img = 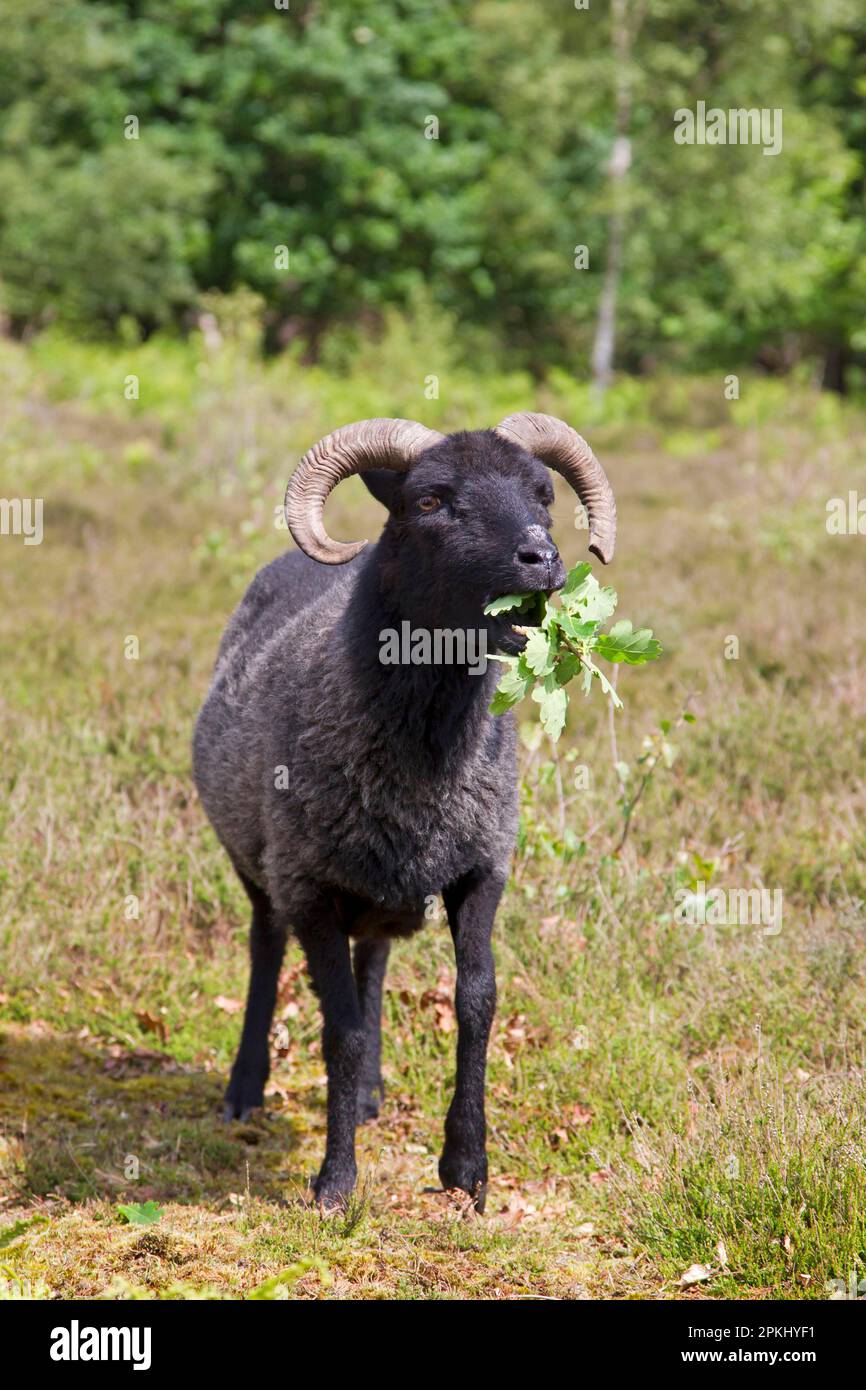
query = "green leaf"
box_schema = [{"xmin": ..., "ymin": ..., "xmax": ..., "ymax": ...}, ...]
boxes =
[
  {"xmin": 489, "ymin": 654, "xmax": 535, "ymax": 713},
  {"xmin": 581, "ymin": 582, "xmax": 619, "ymax": 624},
  {"xmin": 489, "ymin": 658, "xmax": 533, "ymax": 713},
  {"xmin": 540, "ymin": 604, "xmax": 561, "ymax": 634},
  {"xmin": 117, "ymin": 1201, "xmax": 163, "ymax": 1227},
  {"xmin": 554, "ymin": 651, "xmax": 582, "ymax": 684},
  {"xmin": 560, "ymin": 562, "xmax": 592, "ymax": 597},
  {"xmin": 531, "ymin": 677, "xmax": 568, "ymax": 740},
  {"xmin": 557, "ymin": 609, "xmax": 600, "ymax": 642},
  {"xmin": 483, "ymin": 592, "xmax": 531, "ymax": 616},
  {"xmin": 523, "ymin": 627, "xmax": 556, "ymax": 677},
  {"xmin": 596, "ymin": 622, "xmax": 662, "ymax": 665},
  {"xmin": 561, "ymin": 571, "xmax": 618, "ymax": 624}
]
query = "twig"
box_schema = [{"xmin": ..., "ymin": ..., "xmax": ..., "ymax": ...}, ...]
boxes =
[
  {"xmin": 614, "ymin": 762, "xmax": 654, "ymax": 854},
  {"xmin": 614, "ymin": 694, "xmax": 695, "ymax": 854},
  {"xmin": 607, "ymin": 664, "xmax": 620, "ymax": 769},
  {"xmin": 548, "ymin": 736, "xmax": 567, "ymax": 842}
]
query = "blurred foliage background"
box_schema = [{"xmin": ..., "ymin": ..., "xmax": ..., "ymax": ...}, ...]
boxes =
[{"xmin": 1, "ymin": 0, "xmax": 866, "ymax": 387}]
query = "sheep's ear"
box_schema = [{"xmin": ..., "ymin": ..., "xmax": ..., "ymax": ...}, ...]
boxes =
[{"xmin": 361, "ymin": 469, "xmax": 403, "ymax": 512}]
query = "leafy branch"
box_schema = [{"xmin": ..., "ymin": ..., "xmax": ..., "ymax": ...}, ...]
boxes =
[{"xmin": 484, "ymin": 561, "xmax": 662, "ymax": 741}]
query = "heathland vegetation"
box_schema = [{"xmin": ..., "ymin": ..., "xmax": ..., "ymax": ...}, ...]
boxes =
[{"xmin": 1, "ymin": 322, "xmax": 864, "ymax": 1296}]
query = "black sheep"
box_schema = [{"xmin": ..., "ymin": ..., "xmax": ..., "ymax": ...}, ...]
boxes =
[{"xmin": 193, "ymin": 413, "xmax": 616, "ymax": 1209}]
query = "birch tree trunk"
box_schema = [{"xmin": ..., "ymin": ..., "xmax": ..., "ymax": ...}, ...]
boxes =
[{"xmin": 591, "ymin": 0, "xmax": 638, "ymax": 396}]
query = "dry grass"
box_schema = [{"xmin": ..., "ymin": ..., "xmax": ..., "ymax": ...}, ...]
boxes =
[{"xmin": 1, "ymin": 333, "xmax": 865, "ymax": 1298}]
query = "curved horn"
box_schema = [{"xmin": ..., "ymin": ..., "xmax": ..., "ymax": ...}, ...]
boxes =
[
  {"xmin": 495, "ymin": 412, "xmax": 617, "ymax": 564},
  {"xmin": 285, "ymin": 418, "xmax": 445, "ymax": 564}
]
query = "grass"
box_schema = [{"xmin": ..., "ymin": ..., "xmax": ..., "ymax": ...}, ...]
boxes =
[{"xmin": 1, "ymin": 324, "xmax": 865, "ymax": 1299}]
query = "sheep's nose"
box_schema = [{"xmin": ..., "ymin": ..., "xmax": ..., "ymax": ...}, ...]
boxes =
[
  {"xmin": 515, "ymin": 526, "xmax": 560, "ymax": 569},
  {"xmin": 514, "ymin": 527, "xmax": 566, "ymax": 590},
  {"xmin": 516, "ymin": 539, "xmax": 559, "ymax": 568}
]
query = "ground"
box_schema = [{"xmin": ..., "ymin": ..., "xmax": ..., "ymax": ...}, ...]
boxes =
[{"xmin": 1, "ymin": 333, "xmax": 865, "ymax": 1299}]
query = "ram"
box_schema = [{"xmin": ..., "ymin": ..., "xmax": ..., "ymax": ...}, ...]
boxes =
[{"xmin": 193, "ymin": 413, "xmax": 616, "ymax": 1209}]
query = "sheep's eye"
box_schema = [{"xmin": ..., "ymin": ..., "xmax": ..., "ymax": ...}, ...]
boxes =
[{"xmin": 417, "ymin": 495, "xmax": 441, "ymax": 512}]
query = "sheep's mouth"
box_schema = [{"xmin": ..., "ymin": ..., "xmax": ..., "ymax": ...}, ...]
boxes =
[
  {"xmin": 489, "ymin": 589, "xmax": 549, "ymax": 626},
  {"xmin": 486, "ymin": 588, "xmax": 551, "ymax": 653},
  {"xmin": 511, "ymin": 589, "xmax": 549, "ymax": 628}
]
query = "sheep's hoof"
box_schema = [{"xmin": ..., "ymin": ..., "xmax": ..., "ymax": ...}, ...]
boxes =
[
  {"xmin": 223, "ymin": 1073, "xmax": 266, "ymax": 1123},
  {"xmin": 313, "ymin": 1165, "xmax": 357, "ymax": 1212},
  {"xmin": 438, "ymin": 1152, "xmax": 488, "ymax": 1213},
  {"xmin": 223, "ymin": 1100, "xmax": 259, "ymax": 1123}
]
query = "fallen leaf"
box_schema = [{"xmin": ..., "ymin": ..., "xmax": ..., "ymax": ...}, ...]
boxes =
[
  {"xmin": 716, "ymin": 1239, "xmax": 728, "ymax": 1268},
  {"xmin": 502, "ymin": 1014, "xmax": 528, "ymax": 1051},
  {"xmin": 135, "ymin": 1009, "xmax": 168, "ymax": 1045},
  {"xmin": 214, "ymin": 995, "xmax": 243, "ymax": 1014},
  {"xmin": 498, "ymin": 1193, "xmax": 539, "ymax": 1229},
  {"xmin": 589, "ymin": 1167, "xmax": 612, "ymax": 1186},
  {"xmin": 276, "ymin": 962, "xmax": 306, "ymax": 1011},
  {"xmin": 680, "ymin": 1263, "xmax": 712, "ymax": 1287},
  {"xmin": 420, "ymin": 976, "xmax": 455, "ymax": 1033},
  {"xmin": 263, "ymin": 1080, "xmax": 291, "ymax": 1102}
]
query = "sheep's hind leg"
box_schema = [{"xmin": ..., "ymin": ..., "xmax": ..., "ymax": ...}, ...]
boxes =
[
  {"xmin": 224, "ymin": 874, "xmax": 287, "ymax": 1121},
  {"xmin": 353, "ymin": 938, "xmax": 390, "ymax": 1121},
  {"xmin": 296, "ymin": 916, "xmax": 364, "ymax": 1208}
]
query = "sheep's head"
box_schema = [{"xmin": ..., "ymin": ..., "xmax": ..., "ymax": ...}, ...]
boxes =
[{"xmin": 284, "ymin": 414, "xmax": 616, "ymax": 639}]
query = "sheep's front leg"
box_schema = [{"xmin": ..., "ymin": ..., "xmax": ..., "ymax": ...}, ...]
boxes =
[
  {"xmin": 353, "ymin": 938, "xmax": 390, "ymax": 1121},
  {"xmin": 296, "ymin": 918, "xmax": 364, "ymax": 1208},
  {"xmin": 440, "ymin": 867, "xmax": 504, "ymax": 1213}
]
